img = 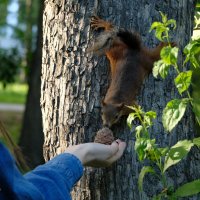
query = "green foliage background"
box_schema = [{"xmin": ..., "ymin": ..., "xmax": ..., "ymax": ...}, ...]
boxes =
[
  {"xmin": 128, "ymin": 11, "xmax": 200, "ymax": 199},
  {"xmin": 0, "ymin": 0, "xmax": 39, "ymax": 87}
]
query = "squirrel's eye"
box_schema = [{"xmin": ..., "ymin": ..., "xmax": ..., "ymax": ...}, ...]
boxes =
[{"xmin": 115, "ymin": 115, "xmax": 118, "ymax": 119}]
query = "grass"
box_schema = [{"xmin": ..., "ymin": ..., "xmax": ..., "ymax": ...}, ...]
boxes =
[
  {"xmin": 0, "ymin": 82, "xmax": 28, "ymax": 104},
  {"xmin": 0, "ymin": 82, "xmax": 26, "ymax": 144},
  {"xmin": 0, "ymin": 111, "xmax": 23, "ymax": 144}
]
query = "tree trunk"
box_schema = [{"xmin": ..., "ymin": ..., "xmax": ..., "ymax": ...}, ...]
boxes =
[
  {"xmin": 19, "ymin": 0, "xmax": 44, "ymax": 168},
  {"xmin": 41, "ymin": 0, "xmax": 199, "ymax": 199}
]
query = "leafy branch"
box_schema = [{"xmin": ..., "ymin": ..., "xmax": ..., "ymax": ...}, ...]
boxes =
[
  {"xmin": 127, "ymin": 12, "xmax": 200, "ymax": 199},
  {"xmin": 127, "ymin": 106, "xmax": 200, "ymax": 199},
  {"xmin": 151, "ymin": 12, "xmax": 200, "ymax": 131}
]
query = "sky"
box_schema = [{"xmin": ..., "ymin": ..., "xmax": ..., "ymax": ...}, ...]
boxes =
[{"xmin": 0, "ymin": 0, "xmax": 23, "ymax": 51}]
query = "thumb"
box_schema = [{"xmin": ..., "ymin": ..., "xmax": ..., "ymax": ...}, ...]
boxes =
[{"xmin": 106, "ymin": 140, "xmax": 126, "ymax": 164}]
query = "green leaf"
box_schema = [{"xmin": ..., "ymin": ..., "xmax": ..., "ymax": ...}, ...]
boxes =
[
  {"xmin": 190, "ymin": 54, "xmax": 200, "ymax": 68},
  {"xmin": 135, "ymin": 125, "xmax": 143, "ymax": 138},
  {"xmin": 159, "ymin": 11, "xmax": 168, "ymax": 24},
  {"xmin": 144, "ymin": 111, "xmax": 157, "ymax": 126},
  {"xmin": 184, "ymin": 39, "xmax": 200, "ymax": 68},
  {"xmin": 146, "ymin": 148, "xmax": 160, "ymax": 162},
  {"xmin": 174, "ymin": 179, "xmax": 200, "ymax": 197},
  {"xmin": 163, "ymin": 140, "xmax": 194, "ymax": 172},
  {"xmin": 145, "ymin": 111, "xmax": 157, "ymax": 119},
  {"xmin": 138, "ymin": 166, "xmax": 155, "ymax": 191},
  {"xmin": 160, "ymin": 46, "xmax": 172, "ymax": 63},
  {"xmin": 157, "ymin": 147, "xmax": 169, "ymax": 157},
  {"xmin": 174, "ymin": 71, "xmax": 193, "ymax": 94},
  {"xmin": 162, "ymin": 98, "xmax": 189, "ymax": 132},
  {"xmin": 127, "ymin": 112, "xmax": 137, "ymax": 129},
  {"xmin": 152, "ymin": 61, "xmax": 160, "ymax": 78},
  {"xmin": 136, "ymin": 139, "xmax": 156, "ymax": 161},
  {"xmin": 155, "ymin": 26, "xmax": 168, "ymax": 41},
  {"xmin": 193, "ymin": 137, "xmax": 200, "ymax": 147},
  {"xmin": 184, "ymin": 39, "xmax": 200, "ymax": 55},
  {"xmin": 184, "ymin": 54, "xmax": 190, "ymax": 65},
  {"xmin": 170, "ymin": 47, "xmax": 179, "ymax": 64},
  {"xmin": 135, "ymin": 138, "xmax": 147, "ymax": 161},
  {"xmin": 166, "ymin": 19, "xmax": 176, "ymax": 29},
  {"xmin": 150, "ymin": 22, "xmax": 164, "ymax": 31},
  {"xmin": 192, "ymin": 99, "xmax": 200, "ymax": 122},
  {"xmin": 153, "ymin": 60, "xmax": 171, "ymax": 79},
  {"xmin": 160, "ymin": 46, "xmax": 178, "ymax": 65}
]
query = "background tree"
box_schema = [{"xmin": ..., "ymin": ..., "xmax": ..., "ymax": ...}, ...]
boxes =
[
  {"xmin": 0, "ymin": 0, "xmax": 22, "ymax": 88},
  {"xmin": 41, "ymin": 0, "xmax": 199, "ymax": 199},
  {"xmin": 0, "ymin": 0, "xmax": 8, "ymax": 28},
  {"xmin": 0, "ymin": 48, "xmax": 20, "ymax": 88},
  {"xmin": 0, "ymin": 0, "xmax": 44, "ymax": 168},
  {"xmin": 19, "ymin": 0, "xmax": 44, "ymax": 168}
]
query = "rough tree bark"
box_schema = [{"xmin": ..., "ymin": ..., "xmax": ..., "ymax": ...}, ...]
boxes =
[
  {"xmin": 41, "ymin": 0, "xmax": 199, "ymax": 199},
  {"xmin": 19, "ymin": 0, "xmax": 44, "ymax": 168}
]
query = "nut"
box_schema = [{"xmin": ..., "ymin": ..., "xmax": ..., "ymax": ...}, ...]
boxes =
[{"xmin": 94, "ymin": 127, "xmax": 114, "ymax": 145}]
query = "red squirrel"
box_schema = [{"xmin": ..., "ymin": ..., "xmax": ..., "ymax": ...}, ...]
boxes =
[{"xmin": 89, "ymin": 16, "xmax": 172, "ymax": 127}]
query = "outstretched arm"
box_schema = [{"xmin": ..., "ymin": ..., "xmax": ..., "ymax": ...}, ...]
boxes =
[
  {"xmin": 24, "ymin": 141, "xmax": 126, "ymax": 199},
  {"xmin": 65, "ymin": 140, "xmax": 126, "ymax": 167}
]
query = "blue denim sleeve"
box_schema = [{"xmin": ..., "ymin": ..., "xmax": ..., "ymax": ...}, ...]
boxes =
[
  {"xmin": 0, "ymin": 143, "xmax": 83, "ymax": 200},
  {"xmin": 24, "ymin": 153, "xmax": 84, "ymax": 200},
  {"xmin": 0, "ymin": 143, "xmax": 45, "ymax": 200}
]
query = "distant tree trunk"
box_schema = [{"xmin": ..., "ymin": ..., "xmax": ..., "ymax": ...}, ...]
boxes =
[
  {"xmin": 41, "ymin": 0, "xmax": 199, "ymax": 199},
  {"xmin": 19, "ymin": 0, "xmax": 44, "ymax": 168}
]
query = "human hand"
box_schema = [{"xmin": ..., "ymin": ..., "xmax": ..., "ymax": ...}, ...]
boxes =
[{"xmin": 65, "ymin": 139, "xmax": 126, "ymax": 167}]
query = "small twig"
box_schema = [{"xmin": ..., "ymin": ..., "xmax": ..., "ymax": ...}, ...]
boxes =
[{"xmin": 0, "ymin": 120, "xmax": 30, "ymax": 172}]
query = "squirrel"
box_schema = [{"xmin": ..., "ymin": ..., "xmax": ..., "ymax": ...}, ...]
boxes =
[{"xmin": 89, "ymin": 16, "xmax": 173, "ymax": 127}]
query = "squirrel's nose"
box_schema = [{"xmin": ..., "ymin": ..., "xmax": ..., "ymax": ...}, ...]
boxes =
[
  {"xmin": 103, "ymin": 122, "xmax": 112, "ymax": 128},
  {"xmin": 103, "ymin": 123, "xmax": 108, "ymax": 127}
]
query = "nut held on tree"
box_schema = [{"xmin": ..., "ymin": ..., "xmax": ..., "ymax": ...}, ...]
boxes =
[{"xmin": 94, "ymin": 127, "xmax": 115, "ymax": 145}]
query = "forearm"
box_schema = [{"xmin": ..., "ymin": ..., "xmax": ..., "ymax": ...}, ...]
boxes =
[{"xmin": 24, "ymin": 153, "xmax": 83, "ymax": 200}]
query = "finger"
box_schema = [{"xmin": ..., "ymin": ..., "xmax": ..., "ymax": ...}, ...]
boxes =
[
  {"xmin": 90, "ymin": 141, "xmax": 119, "ymax": 161},
  {"xmin": 109, "ymin": 141, "xmax": 120, "ymax": 156},
  {"xmin": 106, "ymin": 141, "xmax": 126, "ymax": 164},
  {"xmin": 89, "ymin": 141, "xmax": 126, "ymax": 167},
  {"xmin": 115, "ymin": 139, "xmax": 122, "ymax": 144}
]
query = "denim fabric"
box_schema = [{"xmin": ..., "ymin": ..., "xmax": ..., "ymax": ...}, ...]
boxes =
[{"xmin": 0, "ymin": 143, "xmax": 83, "ymax": 200}]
